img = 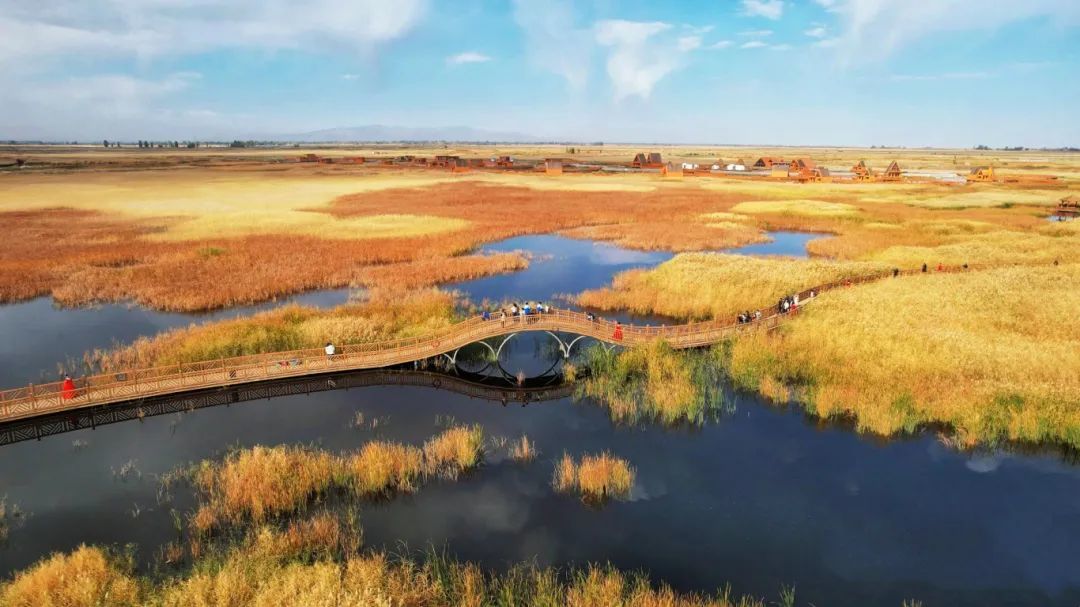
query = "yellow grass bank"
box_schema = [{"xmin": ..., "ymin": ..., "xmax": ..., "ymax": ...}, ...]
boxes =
[{"xmin": 725, "ymin": 264, "xmax": 1080, "ymax": 447}]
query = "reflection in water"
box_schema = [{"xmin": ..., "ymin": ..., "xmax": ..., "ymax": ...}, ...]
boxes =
[{"xmin": 1, "ymin": 382, "xmax": 1078, "ymax": 606}]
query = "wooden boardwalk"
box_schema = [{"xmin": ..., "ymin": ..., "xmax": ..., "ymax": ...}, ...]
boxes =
[
  {"xmin": 0, "ymin": 268, "xmax": 936, "ymax": 424},
  {"xmin": 0, "ymin": 370, "xmax": 573, "ymax": 447}
]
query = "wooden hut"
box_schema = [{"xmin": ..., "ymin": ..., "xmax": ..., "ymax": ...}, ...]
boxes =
[
  {"xmin": 495, "ymin": 155, "xmax": 514, "ymax": 168},
  {"xmin": 882, "ymin": 161, "xmax": 903, "ymax": 182},
  {"xmin": 753, "ymin": 157, "xmax": 785, "ymax": 169},
  {"xmin": 968, "ymin": 166, "xmax": 996, "ymax": 183},
  {"xmin": 795, "ymin": 167, "xmax": 831, "ymax": 183},
  {"xmin": 851, "ymin": 160, "xmax": 873, "ymax": 181},
  {"xmin": 433, "ymin": 155, "xmax": 460, "ymax": 168},
  {"xmin": 544, "ymin": 158, "xmax": 564, "ymax": 175},
  {"xmin": 632, "ymin": 152, "xmax": 663, "ymax": 168}
]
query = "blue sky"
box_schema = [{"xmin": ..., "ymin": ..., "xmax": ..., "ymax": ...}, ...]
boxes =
[{"xmin": 1, "ymin": 0, "xmax": 1077, "ymax": 146}]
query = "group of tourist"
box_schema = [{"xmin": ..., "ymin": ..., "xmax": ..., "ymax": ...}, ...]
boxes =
[
  {"xmin": 736, "ymin": 310, "xmax": 761, "ymax": 324},
  {"xmin": 481, "ymin": 301, "xmax": 553, "ymax": 323},
  {"xmin": 777, "ymin": 291, "xmax": 809, "ymax": 315}
]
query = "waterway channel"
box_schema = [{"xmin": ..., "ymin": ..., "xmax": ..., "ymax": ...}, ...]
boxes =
[{"xmin": 1, "ymin": 229, "xmax": 1077, "ymax": 606}]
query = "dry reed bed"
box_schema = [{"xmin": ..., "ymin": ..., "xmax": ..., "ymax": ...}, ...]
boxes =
[
  {"xmin": 576, "ymin": 340, "xmax": 724, "ymax": 426},
  {"xmin": 0, "ymin": 180, "xmax": 764, "ymax": 311},
  {"xmin": 509, "ymin": 435, "xmax": 538, "ymax": 462},
  {"xmin": 86, "ymin": 287, "xmax": 458, "ymax": 371},
  {"xmin": 0, "ymin": 539, "xmax": 768, "ymax": 607},
  {"xmin": 189, "ymin": 425, "xmax": 485, "ymax": 531},
  {"xmin": 1, "ymin": 171, "xmax": 1068, "ymax": 312},
  {"xmin": 576, "ymin": 254, "xmax": 889, "ymax": 320},
  {"xmin": 723, "ymin": 264, "xmax": 1080, "ymax": 447},
  {"xmin": 553, "ymin": 452, "xmax": 636, "ymax": 501}
]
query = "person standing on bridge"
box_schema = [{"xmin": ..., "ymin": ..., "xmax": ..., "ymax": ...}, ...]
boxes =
[
  {"xmin": 61, "ymin": 374, "xmax": 76, "ymax": 400},
  {"xmin": 613, "ymin": 322, "xmax": 624, "ymax": 341},
  {"xmin": 325, "ymin": 342, "xmax": 335, "ymax": 363}
]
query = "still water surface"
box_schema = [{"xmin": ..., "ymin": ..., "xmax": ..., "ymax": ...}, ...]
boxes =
[{"xmin": 0, "ymin": 375, "xmax": 1077, "ymax": 606}]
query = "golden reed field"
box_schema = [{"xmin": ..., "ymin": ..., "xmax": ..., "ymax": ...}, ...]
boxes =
[{"xmin": 1, "ymin": 144, "xmax": 1078, "ymax": 449}]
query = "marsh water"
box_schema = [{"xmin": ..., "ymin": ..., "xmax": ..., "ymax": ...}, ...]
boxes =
[{"xmin": 2, "ymin": 229, "xmax": 1079, "ymax": 606}]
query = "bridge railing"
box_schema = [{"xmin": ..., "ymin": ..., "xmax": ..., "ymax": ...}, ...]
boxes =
[{"xmin": 0, "ymin": 264, "xmax": 972, "ymax": 421}]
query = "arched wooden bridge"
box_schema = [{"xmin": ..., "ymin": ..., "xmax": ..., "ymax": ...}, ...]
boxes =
[{"xmin": 0, "ymin": 267, "xmax": 946, "ymax": 424}]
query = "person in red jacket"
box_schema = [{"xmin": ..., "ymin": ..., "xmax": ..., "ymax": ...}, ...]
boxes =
[
  {"xmin": 612, "ymin": 322, "xmax": 624, "ymax": 341},
  {"xmin": 61, "ymin": 375, "xmax": 76, "ymax": 400}
]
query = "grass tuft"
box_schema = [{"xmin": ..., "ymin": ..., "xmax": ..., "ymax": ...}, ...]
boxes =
[{"xmin": 552, "ymin": 452, "xmax": 636, "ymax": 502}]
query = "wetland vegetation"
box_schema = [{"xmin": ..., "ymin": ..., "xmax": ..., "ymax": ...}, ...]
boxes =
[{"xmin": 1, "ymin": 144, "xmax": 1078, "ymax": 606}]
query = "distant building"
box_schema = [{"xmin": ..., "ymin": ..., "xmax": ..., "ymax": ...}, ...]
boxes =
[
  {"xmin": 753, "ymin": 156, "xmax": 785, "ymax": 169},
  {"xmin": 882, "ymin": 160, "xmax": 903, "ymax": 182},
  {"xmin": 967, "ymin": 166, "xmax": 996, "ymax": 182},
  {"xmin": 632, "ymin": 152, "xmax": 664, "ymax": 168},
  {"xmin": 433, "ymin": 155, "xmax": 460, "ymax": 168},
  {"xmin": 544, "ymin": 158, "xmax": 564, "ymax": 175},
  {"xmin": 851, "ymin": 160, "xmax": 873, "ymax": 181}
]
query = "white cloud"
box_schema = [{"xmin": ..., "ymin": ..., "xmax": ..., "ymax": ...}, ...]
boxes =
[
  {"xmin": 341, "ymin": 74, "xmax": 362, "ymax": 80},
  {"xmin": 813, "ymin": 37, "xmax": 840, "ymax": 48},
  {"xmin": 0, "ymin": 1, "xmax": 429, "ymax": 139},
  {"xmin": 740, "ymin": 40, "xmax": 769, "ymax": 49},
  {"xmin": 813, "ymin": 0, "xmax": 839, "ymax": 9},
  {"xmin": 0, "ymin": 1, "xmax": 429, "ymax": 66},
  {"xmin": 823, "ymin": 0, "xmax": 1080, "ymax": 63},
  {"xmin": 512, "ymin": 0, "xmax": 591, "ymax": 89},
  {"xmin": 684, "ymin": 24, "xmax": 715, "ymax": 35},
  {"xmin": 739, "ymin": 29, "xmax": 774, "ymax": 37},
  {"xmin": 804, "ymin": 26, "xmax": 828, "ymax": 38},
  {"xmin": 677, "ymin": 36, "xmax": 703, "ymax": 51},
  {"xmin": 709, "ymin": 40, "xmax": 734, "ymax": 49},
  {"xmin": 741, "ymin": 0, "xmax": 785, "ymax": 20},
  {"xmin": 595, "ymin": 20, "xmax": 688, "ymax": 101},
  {"xmin": 0, "ymin": 71, "xmax": 235, "ymax": 139},
  {"xmin": 447, "ymin": 51, "xmax": 492, "ymax": 65},
  {"xmin": 770, "ymin": 44, "xmax": 793, "ymax": 51}
]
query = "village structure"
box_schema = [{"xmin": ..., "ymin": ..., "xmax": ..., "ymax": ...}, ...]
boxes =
[{"xmin": 284, "ymin": 149, "xmax": 1073, "ymax": 190}]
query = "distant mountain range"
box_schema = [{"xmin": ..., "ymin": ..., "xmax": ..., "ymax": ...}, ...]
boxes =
[{"xmin": 273, "ymin": 125, "xmax": 541, "ymax": 143}]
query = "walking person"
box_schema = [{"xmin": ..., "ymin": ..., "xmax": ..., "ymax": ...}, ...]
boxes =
[
  {"xmin": 325, "ymin": 342, "xmax": 336, "ymax": 363},
  {"xmin": 612, "ymin": 321, "xmax": 624, "ymax": 341},
  {"xmin": 61, "ymin": 374, "xmax": 76, "ymax": 400},
  {"xmin": 921, "ymin": 263, "xmax": 928, "ymax": 273}
]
